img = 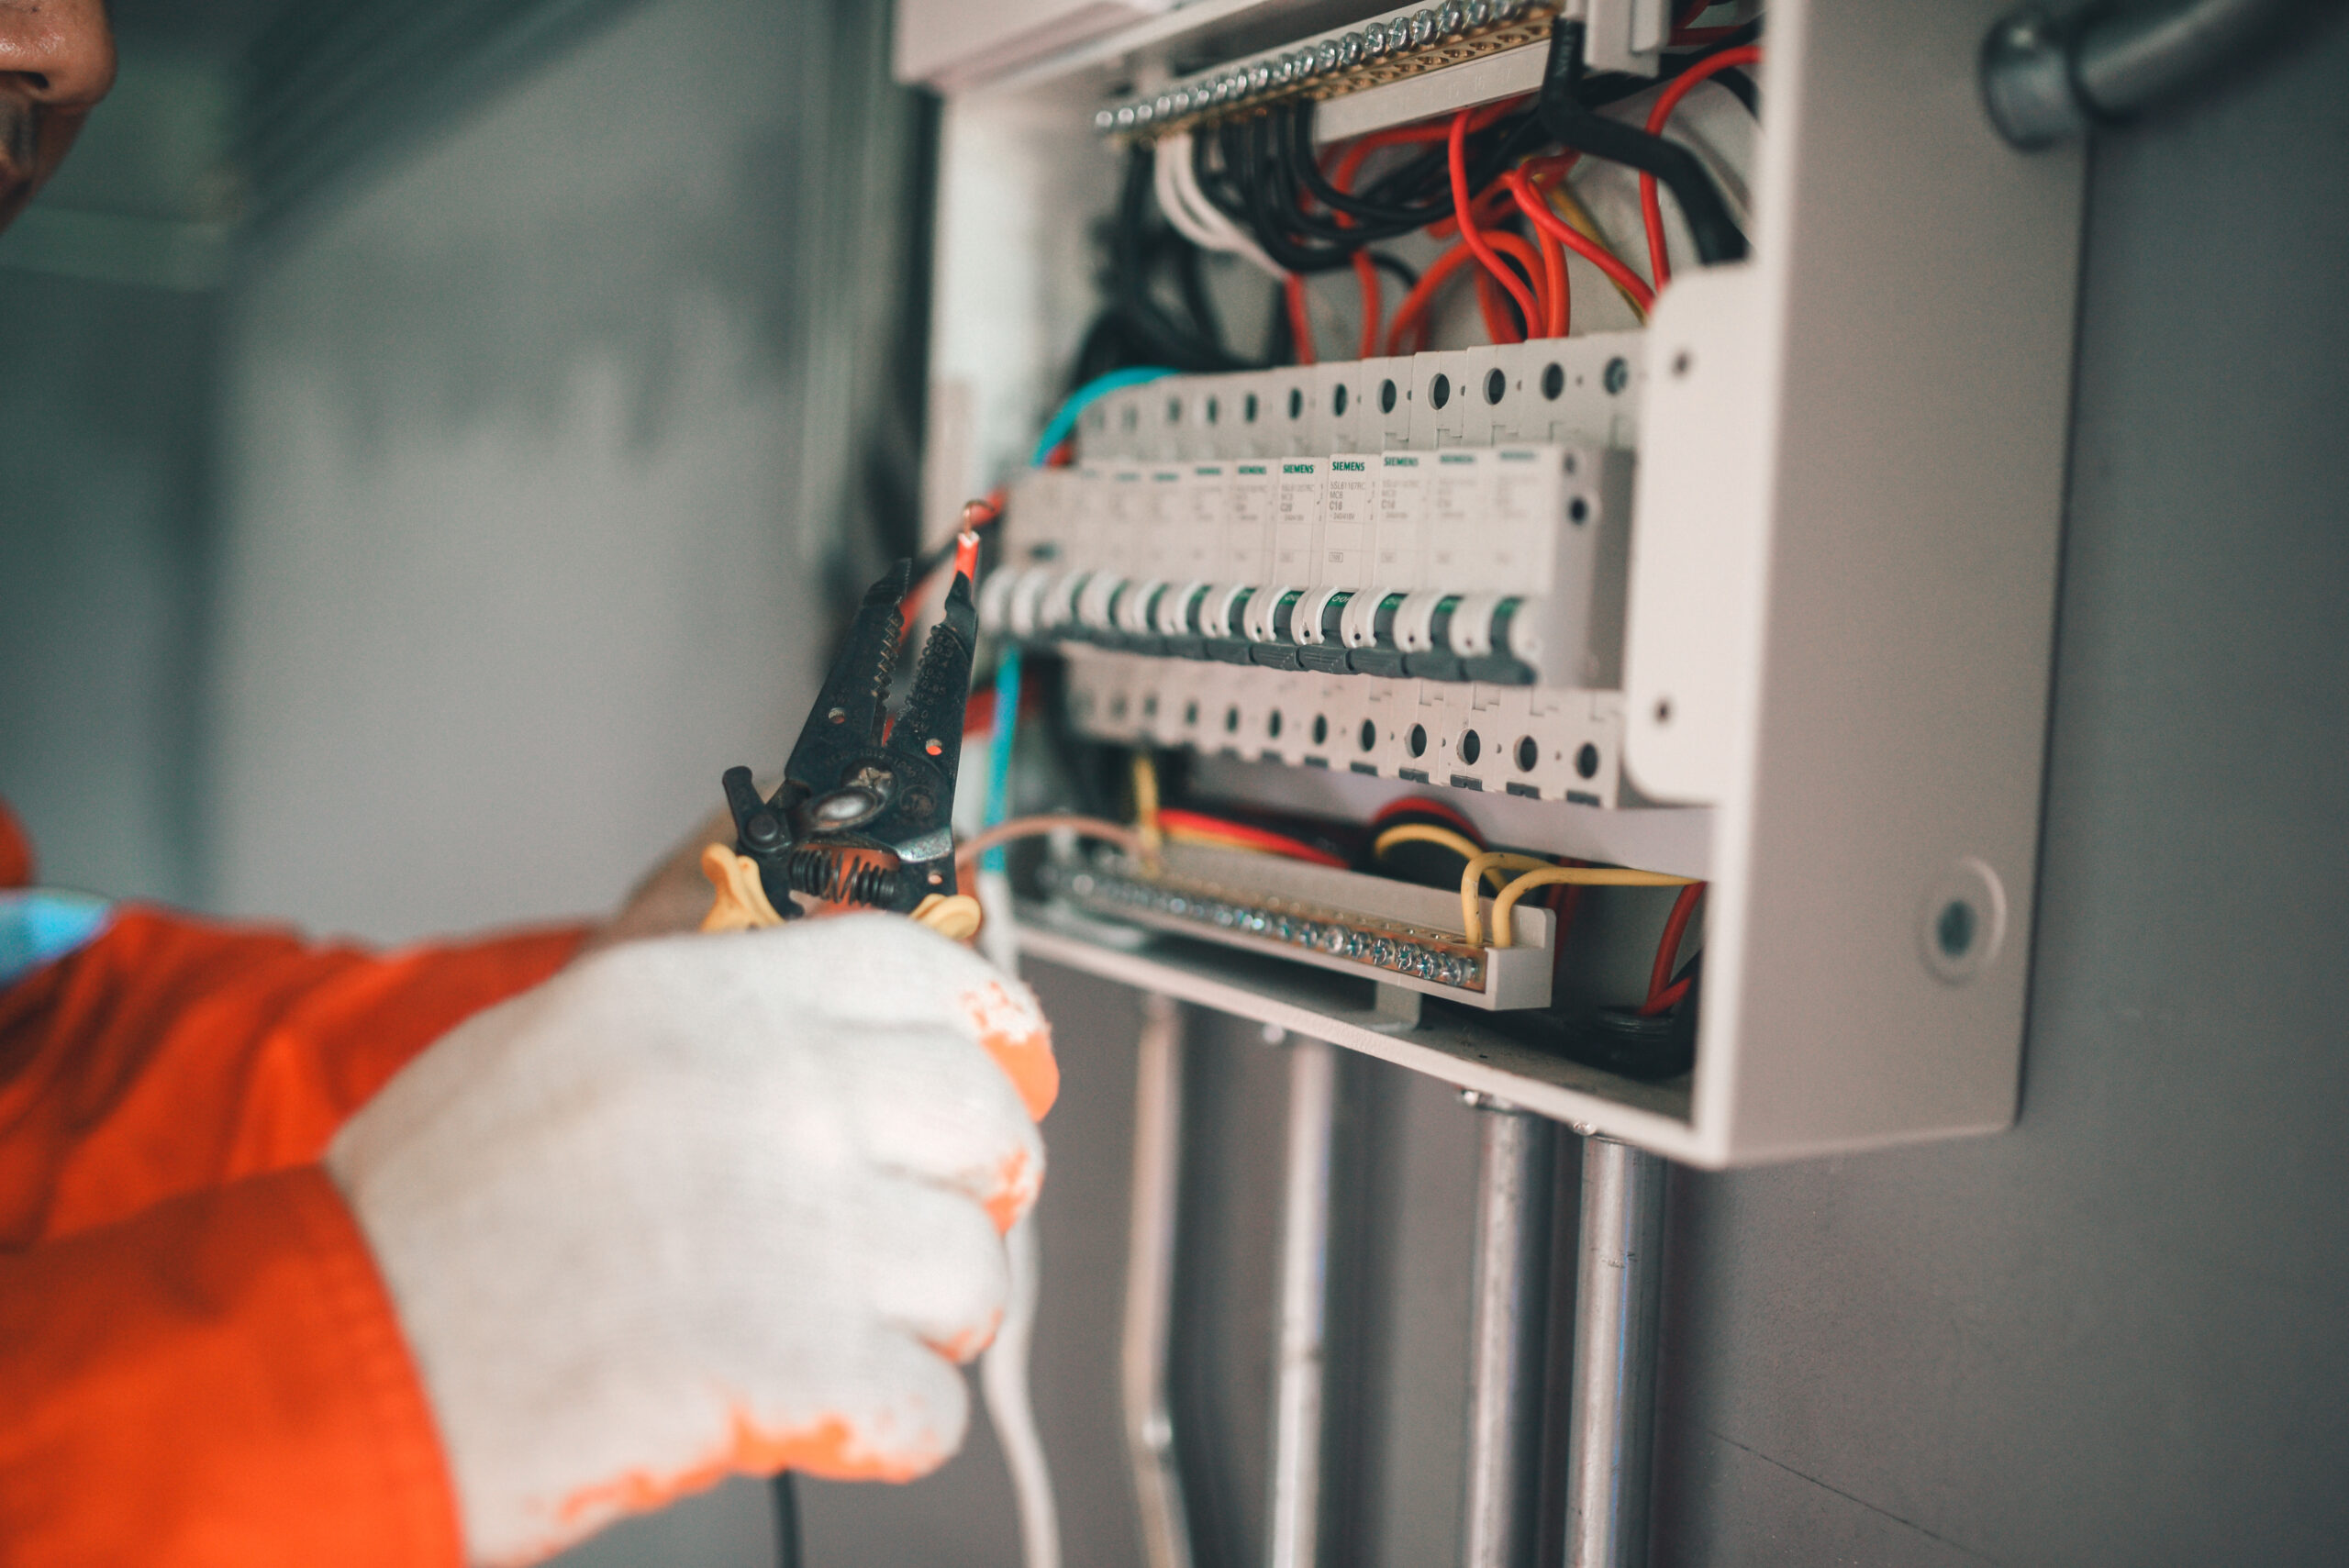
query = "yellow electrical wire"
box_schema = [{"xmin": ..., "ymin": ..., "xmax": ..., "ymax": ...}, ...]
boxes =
[
  {"xmin": 1460, "ymin": 852, "xmax": 1558, "ymax": 947},
  {"xmin": 1372, "ymin": 822, "xmax": 1514, "ymax": 884},
  {"xmin": 1487, "ymin": 864, "xmax": 1699, "ymax": 949},
  {"xmin": 1130, "ymin": 751, "xmax": 1163, "ymax": 871}
]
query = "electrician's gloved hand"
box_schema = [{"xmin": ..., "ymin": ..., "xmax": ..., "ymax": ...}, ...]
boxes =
[{"xmin": 326, "ymin": 915, "xmax": 1058, "ymax": 1567}]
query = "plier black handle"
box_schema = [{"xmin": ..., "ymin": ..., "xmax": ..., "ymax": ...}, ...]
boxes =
[{"xmin": 703, "ymin": 558, "xmax": 978, "ymax": 928}]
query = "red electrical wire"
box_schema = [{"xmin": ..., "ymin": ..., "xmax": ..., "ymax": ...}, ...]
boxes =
[
  {"xmin": 1535, "ymin": 214, "xmax": 1567, "ymax": 338},
  {"xmin": 1473, "ymin": 266, "xmax": 1520, "ymax": 345},
  {"xmin": 1447, "ymin": 109, "xmax": 1542, "ymax": 343},
  {"xmin": 1353, "ymin": 249, "xmax": 1382, "ymax": 359},
  {"xmin": 1157, "ymin": 808, "xmax": 1349, "ymax": 868},
  {"xmin": 1548, "ymin": 873, "xmax": 1585, "ymax": 985},
  {"xmin": 1383, "ymin": 239, "xmax": 1480, "ymax": 356},
  {"xmin": 1283, "ymin": 272, "xmax": 1317, "ymax": 365},
  {"xmin": 1640, "ymin": 882, "xmax": 1705, "ymax": 1014},
  {"xmin": 1500, "ymin": 168, "xmax": 1658, "ymax": 315},
  {"xmin": 1370, "ymin": 795, "xmax": 1486, "ymax": 840},
  {"xmin": 1639, "ymin": 44, "xmax": 1760, "ymax": 290},
  {"xmin": 1468, "ymin": 228, "xmax": 1550, "ymax": 344}
]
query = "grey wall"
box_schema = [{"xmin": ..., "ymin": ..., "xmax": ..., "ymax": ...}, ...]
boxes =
[
  {"xmin": 206, "ymin": 0, "xmax": 926, "ymax": 946},
  {"xmin": 1646, "ymin": 18, "xmax": 2349, "ymax": 1565},
  {"xmin": 0, "ymin": 272, "xmax": 213, "ymax": 905}
]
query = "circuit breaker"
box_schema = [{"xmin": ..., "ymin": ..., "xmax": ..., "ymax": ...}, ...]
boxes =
[{"xmin": 910, "ymin": 0, "xmax": 2085, "ymax": 1166}]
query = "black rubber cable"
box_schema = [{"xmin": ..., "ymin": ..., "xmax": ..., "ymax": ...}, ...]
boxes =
[
  {"xmin": 1711, "ymin": 64, "xmax": 1760, "ymax": 117},
  {"xmin": 773, "ymin": 1473, "xmax": 803, "ymax": 1568},
  {"xmin": 1535, "ymin": 18, "xmax": 1749, "ymax": 264},
  {"xmin": 1110, "ymin": 143, "xmax": 1259, "ymax": 368}
]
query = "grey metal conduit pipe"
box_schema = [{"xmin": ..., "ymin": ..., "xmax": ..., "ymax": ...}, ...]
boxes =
[
  {"xmin": 1120, "ymin": 994, "xmax": 1194, "ymax": 1568},
  {"xmin": 1266, "ymin": 1034, "xmax": 1338, "ymax": 1568},
  {"xmin": 1459, "ymin": 1098, "xmax": 1557, "ymax": 1568},
  {"xmin": 1983, "ymin": 0, "xmax": 2306, "ymax": 149},
  {"xmin": 1564, "ymin": 1137, "xmax": 1667, "ymax": 1568}
]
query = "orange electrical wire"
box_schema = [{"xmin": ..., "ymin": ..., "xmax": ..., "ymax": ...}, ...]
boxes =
[
  {"xmin": 1473, "ymin": 267, "xmax": 1520, "ymax": 346},
  {"xmin": 1534, "ymin": 213, "xmax": 1567, "ymax": 338},
  {"xmin": 1447, "ymin": 109, "xmax": 1542, "ymax": 341},
  {"xmin": 1283, "ymin": 272, "xmax": 1317, "ymax": 365},
  {"xmin": 1637, "ymin": 882, "xmax": 1707, "ymax": 1015},
  {"xmin": 1640, "ymin": 44, "xmax": 1760, "ymax": 290},
  {"xmin": 1500, "ymin": 168, "xmax": 1657, "ymax": 316},
  {"xmin": 1383, "ymin": 239, "xmax": 1479, "ymax": 356},
  {"xmin": 1352, "ymin": 250, "xmax": 1383, "ymax": 360},
  {"xmin": 1483, "ymin": 229, "xmax": 1550, "ymax": 342}
]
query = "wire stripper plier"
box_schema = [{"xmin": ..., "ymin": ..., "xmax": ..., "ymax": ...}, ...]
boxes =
[{"xmin": 699, "ymin": 550, "xmax": 982, "ymax": 940}]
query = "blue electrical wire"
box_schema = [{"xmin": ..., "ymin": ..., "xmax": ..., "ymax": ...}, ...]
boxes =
[
  {"xmin": 981, "ymin": 643, "xmax": 1024, "ymax": 875},
  {"xmin": 985, "ymin": 368, "xmax": 1174, "ymax": 867},
  {"xmin": 1026, "ymin": 365, "xmax": 1174, "ymax": 468}
]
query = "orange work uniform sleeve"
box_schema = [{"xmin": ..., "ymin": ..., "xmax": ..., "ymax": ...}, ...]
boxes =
[{"xmin": 0, "ymin": 797, "xmax": 585, "ymax": 1566}]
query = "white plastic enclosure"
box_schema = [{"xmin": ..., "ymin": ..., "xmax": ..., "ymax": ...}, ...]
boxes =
[{"xmin": 910, "ymin": 0, "xmax": 2086, "ymax": 1166}]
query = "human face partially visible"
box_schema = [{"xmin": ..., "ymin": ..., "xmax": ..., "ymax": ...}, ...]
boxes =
[{"xmin": 0, "ymin": 0, "xmax": 115, "ymax": 233}]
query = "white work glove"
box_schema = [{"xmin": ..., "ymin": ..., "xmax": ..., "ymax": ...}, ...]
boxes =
[{"xmin": 326, "ymin": 915, "xmax": 1057, "ymax": 1567}]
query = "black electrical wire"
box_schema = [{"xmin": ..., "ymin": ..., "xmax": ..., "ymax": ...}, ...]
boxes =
[
  {"xmin": 1104, "ymin": 142, "xmax": 1260, "ymax": 369},
  {"xmin": 1710, "ymin": 64, "xmax": 1760, "ymax": 117},
  {"xmin": 1368, "ymin": 250, "xmax": 1419, "ymax": 291},
  {"xmin": 773, "ymin": 1472, "xmax": 802, "ymax": 1568},
  {"xmin": 1535, "ymin": 17, "xmax": 1750, "ymax": 264},
  {"xmin": 1284, "ymin": 98, "xmax": 1546, "ymax": 239}
]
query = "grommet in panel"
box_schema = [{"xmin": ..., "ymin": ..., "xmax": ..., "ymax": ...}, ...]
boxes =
[{"xmin": 1919, "ymin": 857, "xmax": 2008, "ymax": 984}]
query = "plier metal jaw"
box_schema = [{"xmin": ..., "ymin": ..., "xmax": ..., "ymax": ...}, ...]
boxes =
[{"xmin": 712, "ymin": 558, "xmax": 978, "ymax": 921}]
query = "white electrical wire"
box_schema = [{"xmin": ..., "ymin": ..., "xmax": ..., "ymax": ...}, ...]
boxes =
[
  {"xmin": 1155, "ymin": 133, "xmax": 1286, "ymax": 281},
  {"xmin": 982, "ymin": 1212, "xmax": 1060, "ymax": 1568}
]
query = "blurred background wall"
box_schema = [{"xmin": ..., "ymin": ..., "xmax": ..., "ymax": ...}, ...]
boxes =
[{"xmin": 3, "ymin": 2, "xmax": 2346, "ymax": 1567}]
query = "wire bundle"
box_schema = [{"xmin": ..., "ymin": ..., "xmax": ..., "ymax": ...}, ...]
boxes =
[{"xmin": 1099, "ymin": 10, "xmax": 1759, "ymax": 368}]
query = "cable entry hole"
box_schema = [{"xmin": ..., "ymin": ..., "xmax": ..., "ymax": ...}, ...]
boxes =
[{"xmin": 1407, "ymin": 723, "xmax": 1428, "ymax": 758}]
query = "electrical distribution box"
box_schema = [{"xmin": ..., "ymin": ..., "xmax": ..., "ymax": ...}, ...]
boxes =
[{"xmin": 907, "ymin": 0, "xmax": 2084, "ymax": 1166}]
